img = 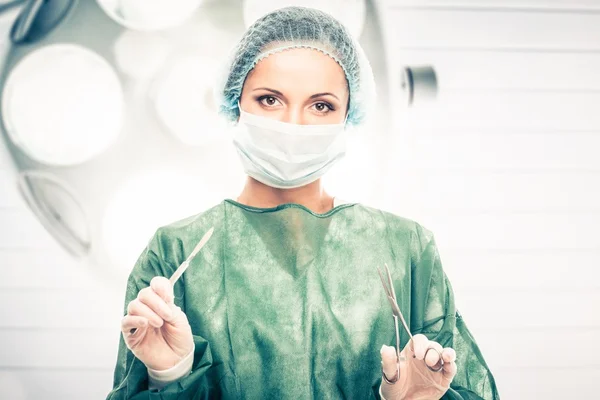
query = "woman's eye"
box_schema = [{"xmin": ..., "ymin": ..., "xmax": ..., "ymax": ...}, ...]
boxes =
[
  {"xmin": 312, "ymin": 102, "xmax": 334, "ymax": 114},
  {"xmin": 259, "ymin": 96, "xmax": 280, "ymax": 107}
]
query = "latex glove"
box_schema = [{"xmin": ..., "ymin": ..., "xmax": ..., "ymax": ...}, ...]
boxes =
[
  {"xmin": 380, "ymin": 334, "xmax": 457, "ymax": 400},
  {"xmin": 121, "ymin": 276, "xmax": 194, "ymax": 371}
]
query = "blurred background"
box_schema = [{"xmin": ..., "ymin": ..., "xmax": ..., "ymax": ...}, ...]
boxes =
[{"xmin": 0, "ymin": 0, "xmax": 598, "ymax": 398}]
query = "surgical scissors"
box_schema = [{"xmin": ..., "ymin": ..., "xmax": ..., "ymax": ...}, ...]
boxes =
[{"xmin": 377, "ymin": 263, "xmax": 444, "ymax": 383}]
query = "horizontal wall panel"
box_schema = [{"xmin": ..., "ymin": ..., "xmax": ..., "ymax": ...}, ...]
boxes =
[
  {"xmin": 0, "ymin": 210, "xmax": 72, "ymax": 250},
  {"xmin": 456, "ymin": 290, "xmax": 600, "ymax": 329},
  {"xmin": 387, "ymin": 9, "xmax": 600, "ymax": 50},
  {"xmin": 492, "ymin": 367, "xmax": 598, "ymax": 398},
  {"xmin": 392, "ymin": 212, "xmax": 600, "ymax": 250},
  {"xmin": 393, "ymin": 92, "xmax": 600, "ymax": 131},
  {"xmin": 0, "ymin": 289, "xmax": 124, "ymax": 329},
  {"xmin": 0, "ymin": 171, "xmax": 21, "ymax": 209},
  {"xmin": 0, "ymin": 369, "xmax": 113, "ymax": 400},
  {"xmin": 382, "ymin": 170, "xmax": 600, "ymax": 212},
  {"xmin": 386, "ymin": 132, "xmax": 600, "ymax": 170},
  {"xmin": 471, "ymin": 329, "xmax": 600, "ymax": 368},
  {"xmin": 0, "ymin": 330, "xmax": 118, "ymax": 369},
  {"xmin": 0, "ymin": 154, "xmax": 13, "ymax": 172},
  {"xmin": 439, "ymin": 249, "xmax": 600, "ymax": 290},
  {"xmin": 0, "ymin": 249, "xmax": 110, "ymax": 290},
  {"xmin": 391, "ymin": 50, "xmax": 600, "ymax": 90}
]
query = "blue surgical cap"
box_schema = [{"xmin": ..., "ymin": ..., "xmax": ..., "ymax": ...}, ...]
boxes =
[{"xmin": 214, "ymin": 6, "xmax": 376, "ymax": 127}]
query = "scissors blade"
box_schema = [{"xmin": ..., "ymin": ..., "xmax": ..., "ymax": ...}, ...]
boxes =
[
  {"xmin": 377, "ymin": 266, "xmax": 392, "ymax": 298},
  {"xmin": 384, "ymin": 263, "xmax": 398, "ymax": 303},
  {"xmin": 169, "ymin": 226, "xmax": 214, "ymax": 285},
  {"xmin": 378, "ymin": 263, "xmax": 414, "ymax": 340},
  {"xmin": 396, "ymin": 306, "xmax": 413, "ymax": 340},
  {"xmin": 385, "ymin": 295, "xmax": 402, "ymax": 318}
]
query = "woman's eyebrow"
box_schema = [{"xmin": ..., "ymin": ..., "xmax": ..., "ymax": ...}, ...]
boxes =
[
  {"xmin": 309, "ymin": 92, "xmax": 340, "ymax": 101},
  {"xmin": 252, "ymin": 87, "xmax": 284, "ymax": 96}
]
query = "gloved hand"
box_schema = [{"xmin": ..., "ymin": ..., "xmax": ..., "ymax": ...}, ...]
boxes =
[
  {"xmin": 380, "ymin": 334, "xmax": 457, "ymax": 400},
  {"xmin": 120, "ymin": 276, "xmax": 194, "ymax": 371}
]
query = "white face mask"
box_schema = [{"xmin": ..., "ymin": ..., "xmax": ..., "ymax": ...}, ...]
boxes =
[{"xmin": 232, "ymin": 106, "xmax": 347, "ymax": 189}]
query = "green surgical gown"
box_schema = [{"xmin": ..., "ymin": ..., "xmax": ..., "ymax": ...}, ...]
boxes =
[{"xmin": 106, "ymin": 199, "xmax": 499, "ymax": 399}]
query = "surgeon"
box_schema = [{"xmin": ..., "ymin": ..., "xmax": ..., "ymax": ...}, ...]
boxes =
[{"xmin": 107, "ymin": 6, "xmax": 499, "ymax": 399}]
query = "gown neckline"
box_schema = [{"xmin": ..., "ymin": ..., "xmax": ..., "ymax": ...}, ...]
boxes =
[{"xmin": 224, "ymin": 197, "xmax": 355, "ymax": 218}]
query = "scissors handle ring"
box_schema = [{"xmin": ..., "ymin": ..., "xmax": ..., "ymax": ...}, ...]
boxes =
[
  {"xmin": 381, "ymin": 364, "xmax": 400, "ymax": 384},
  {"xmin": 425, "ymin": 347, "xmax": 444, "ymax": 372}
]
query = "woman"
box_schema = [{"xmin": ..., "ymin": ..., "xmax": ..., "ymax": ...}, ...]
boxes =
[{"xmin": 107, "ymin": 7, "xmax": 499, "ymax": 399}]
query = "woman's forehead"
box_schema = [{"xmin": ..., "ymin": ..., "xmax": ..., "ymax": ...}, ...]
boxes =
[{"xmin": 246, "ymin": 48, "xmax": 348, "ymax": 95}]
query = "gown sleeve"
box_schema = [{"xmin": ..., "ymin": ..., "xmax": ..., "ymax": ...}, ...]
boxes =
[
  {"xmin": 410, "ymin": 226, "xmax": 500, "ymax": 400},
  {"xmin": 105, "ymin": 229, "xmax": 216, "ymax": 399}
]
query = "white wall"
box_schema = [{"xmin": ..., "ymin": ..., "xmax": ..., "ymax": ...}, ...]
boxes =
[
  {"xmin": 1, "ymin": 0, "xmax": 599, "ymax": 398},
  {"xmin": 381, "ymin": 0, "xmax": 600, "ymax": 398}
]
